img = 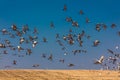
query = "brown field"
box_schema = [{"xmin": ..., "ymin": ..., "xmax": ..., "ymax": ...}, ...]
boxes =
[{"xmin": 0, "ymin": 69, "xmax": 119, "ymax": 80}]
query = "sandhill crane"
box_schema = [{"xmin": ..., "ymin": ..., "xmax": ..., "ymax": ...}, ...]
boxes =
[
  {"xmin": 32, "ymin": 41, "xmax": 38, "ymax": 48},
  {"xmin": 16, "ymin": 30, "xmax": 22, "ymax": 37},
  {"xmin": 68, "ymin": 63, "xmax": 75, "ymax": 67},
  {"xmin": 59, "ymin": 59, "xmax": 65, "ymax": 63},
  {"xmin": 19, "ymin": 37, "xmax": 25, "ymax": 44},
  {"xmin": 13, "ymin": 60, "xmax": 17, "ymax": 65},
  {"xmin": 29, "ymin": 36, "xmax": 34, "ymax": 41},
  {"xmin": 95, "ymin": 23, "xmax": 101, "ymax": 32},
  {"xmin": 48, "ymin": 54, "xmax": 53, "ymax": 61},
  {"xmin": 42, "ymin": 53, "xmax": 46, "ymax": 58},
  {"xmin": 22, "ymin": 24, "xmax": 29, "ymax": 34},
  {"xmin": 50, "ymin": 21, "xmax": 54, "ymax": 28},
  {"xmin": 43, "ymin": 37, "xmax": 47, "ymax": 42},
  {"xmin": 111, "ymin": 23, "xmax": 116, "ymax": 28},
  {"xmin": 5, "ymin": 39, "xmax": 10, "ymax": 45},
  {"xmin": 79, "ymin": 10, "xmax": 84, "ymax": 15},
  {"xmin": 3, "ymin": 50, "xmax": 8, "ymax": 54},
  {"xmin": 78, "ymin": 40, "xmax": 83, "ymax": 47},
  {"xmin": 17, "ymin": 46, "xmax": 24, "ymax": 52},
  {"xmin": 107, "ymin": 49, "xmax": 114, "ymax": 54},
  {"xmin": 0, "ymin": 43, "xmax": 6, "ymax": 48},
  {"xmin": 56, "ymin": 33, "xmax": 60, "ymax": 39},
  {"xmin": 86, "ymin": 17, "xmax": 90, "ymax": 23},
  {"xmin": 32, "ymin": 64, "xmax": 39, "ymax": 67},
  {"xmin": 33, "ymin": 27, "xmax": 38, "ymax": 34},
  {"xmin": 33, "ymin": 36, "xmax": 38, "ymax": 40},
  {"xmin": 118, "ymin": 31, "xmax": 120, "ymax": 36},
  {"xmin": 1, "ymin": 29, "xmax": 8, "ymax": 35},
  {"xmin": 63, "ymin": 35, "xmax": 67, "ymax": 41},
  {"xmin": 63, "ymin": 4, "xmax": 67, "ymax": 11},
  {"xmin": 11, "ymin": 24, "xmax": 17, "ymax": 31},
  {"xmin": 26, "ymin": 49, "xmax": 32, "ymax": 55},
  {"xmin": 68, "ymin": 39, "xmax": 74, "ymax": 45},
  {"xmin": 72, "ymin": 21, "xmax": 79, "ymax": 27},
  {"xmin": 65, "ymin": 17, "xmax": 72, "ymax": 22},
  {"xmin": 102, "ymin": 24, "xmax": 107, "ymax": 30},
  {"xmin": 93, "ymin": 40, "xmax": 100, "ymax": 47},
  {"xmin": 94, "ymin": 56, "xmax": 104, "ymax": 64}
]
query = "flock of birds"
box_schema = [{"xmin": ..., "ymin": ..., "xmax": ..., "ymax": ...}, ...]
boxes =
[
  {"xmin": 0, "ymin": 4, "xmax": 120, "ymax": 70},
  {"xmin": 0, "ymin": 25, "xmax": 39, "ymax": 66}
]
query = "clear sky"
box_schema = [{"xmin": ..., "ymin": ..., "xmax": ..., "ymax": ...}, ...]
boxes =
[{"xmin": 0, "ymin": 0, "xmax": 120, "ymax": 69}]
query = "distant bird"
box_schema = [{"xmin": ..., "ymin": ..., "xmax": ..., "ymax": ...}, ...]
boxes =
[
  {"xmin": 77, "ymin": 31, "xmax": 85, "ymax": 41},
  {"xmin": 108, "ymin": 57, "xmax": 117, "ymax": 64},
  {"xmin": 86, "ymin": 17, "xmax": 90, "ymax": 23},
  {"xmin": 63, "ymin": 35, "xmax": 67, "ymax": 41},
  {"xmin": 50, "ymin": 21, "xmax": 54, "ymax": 28},
  {"xmin": 26, "ymin": 49, "xmax": 32, "ymax": 55},
  {"xmin": 32, "ymin": 41, "xmax": 38, "ymax": 48},
  {"xmin": 32, "ymin": 64, "xmax": 39, "ymax": 67},
  {"xmin": 43, "ymin": 37, "xmax": 47, "ymax": 42},
  {"xmin": 19, "ymin": 37, "xmax": 25, "ymax": 44},
  {"xmin": 13, "ymin": 60, "xmax": 17, "ymax": 65},
  {"xmin": 65, "ymin": 17, "xmax": 73, "ymax": 22},
  {"xmin": 16, "ymin": 30, "xmax": 22, "ymax": 37},
  {"xmin": 72, "ymin": 50, "xmax": 78, "ymax": 55},
  {"xmin": 33, "ymin": 36, "xmax": 38, "ymax": 40},
  {"xmin": 33, "ymin": 27, "xmax": 39, "ymax": 34},
  {"xmin": 48, "ymin": 54, "xmax": 53, "ymax": 61},
  {"xmin": 94, "ymin": 56, "xmax": 104, "ymax": 64},
  {"xmin": 29, "ymin": 36, "xmax": 34, "ymax": 41},
  {"xmin": 64, "ymin": 52, "xmax": 68, "ymax": 55},
  {"xmin": 117, "ymin": 31, "xmax": 120, "ymax": 36},
  {"xmin": 102, "ymin": 24, "xmax": 107, "ymax": 30},
  {"xmin": 11, "ymin": 24, "xmax": 17, "ymax": 31},
  {"xmin": 0, "ymin": 43, "xmax": 6, "ymax": 48},
  {"xmin": 78, "ymin": 40, "xmax": 83, "ymax": 47},
  {"xmin": 79, "ymin": 10, "xmax": 84, "ymax": 15},
  {"xmin": 81, "ymin": 50, "xmax": 87, "ymax": 53},
  {"xmin": 93, "ymin": 40, "xmax": 100, "ymax": 47},
  {"xmin": 111, "ymin": 23, "xmax": 116, "ymax": 28},
  {"xmin": 107, "ymin": 49, "xmax": 114, "ymax": 54},
  {"xmin": 67, "ymin": 34, "xmax": 73, "ymax": 40},
  {"xmin": 72, "ymin": 21, "xmax": 79, "ymax": 27},
  {"xmin": 68, "ymin": 39, "xmax": 74, "ymax": 45},
  {"xmin": 10, "ymin": 46, "xmax": 16, "ymax": 51},
  {"xmin": 95, "ymin": 25, "xmax": 101, "ymax": 32},
  {"xmin": 56, "ymin": 33, "xmax": 60, "ymax": 39},
  {"xmin": 1, "ymin": 29, "xmax": 8, "ymax": 35},
  {"xmin": 68, "ymin": 63, "xmax": 75, "ymax": 67},
  {"xmin": 22, "ymin": 24, "xmax": 29, "ymax": 34},
  {"xmin": 59, "ymin": 59, "xmax": 65, "ymax": 63},
  {"xmin": 69, "ymin": 29, "xmax": 72, "ymax": 33},
  {"xmin": 56, "ymin": 40, "xmax": 64, "ymax": 46},
  {"xmin": 3, "ymin": 50, "xmax": 8, "ymax": 54},
  {"xmin": 63, "ymin": 4, "xmax": 67, "ymax": 11},
  {"xmin": 5, "ymin": 39, "xmax": 10, "ymax": 45},
  {"xmin": 17, "ymin": 46, "xmax": 24, "ymax": 52},
  {"xmin": 42, "ymin": 53, "xmax": 46, "ymax": 58},
  {"xmin": 86, "ymin": 35, "xmax": 91, "ymax": 39}
]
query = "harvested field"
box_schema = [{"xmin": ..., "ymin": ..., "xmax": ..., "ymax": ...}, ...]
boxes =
[{"xmin": 0, "ymin": 70, "xmax": 119, "ymax": 80}]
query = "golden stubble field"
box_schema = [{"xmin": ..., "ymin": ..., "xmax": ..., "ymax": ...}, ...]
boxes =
[{"xmin": 0, "ymin": 69, "xmax": 119, "ymax": 80}]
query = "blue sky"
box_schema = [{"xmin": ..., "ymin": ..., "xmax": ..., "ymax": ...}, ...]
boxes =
[{"xmin": 0, "ymin": 0, "xmax": 120, "ymax": 69}]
